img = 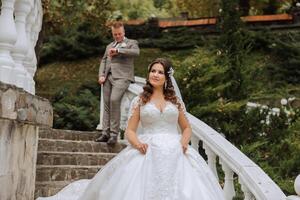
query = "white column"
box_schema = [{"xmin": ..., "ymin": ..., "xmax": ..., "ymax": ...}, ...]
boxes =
[
  {"xmin": 96, "ymin": 85, "xmax": 104, "ymax": 130},
  {"xmin": 220, "ymin": 160, "xmax": 236, "ymax": 200},
  {"xmin": 24, "ymin": 0, "xmax": 35, "ymax": 94},
  {"xmin": 287, "ymin": 175, "xmax": 300, "ymax": 200},
  {"xmin": 0, "ymin": 0, "xmax": 17, "ymax": 85},
  {"xmin": 203, "ymin": 143, "xmax": 219, "ymax": 179},
  {"xmin": 239, "ymin": 177, "xmax": 255, "ymax": 200},
  {"xmin": 11, "ymin": 0, "xmax": 31, "ymax": 91},
  {"xmin": 30, "ymin": 1, "xmax": 43, "ymax": 94}
]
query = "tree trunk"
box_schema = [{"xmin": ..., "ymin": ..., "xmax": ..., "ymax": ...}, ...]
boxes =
[
  {"xmin": 239, "ymin": 0, "xmax": 250, "ymax": 16},
  {"xmin": 263, "ymin": 0, "xmax": 279, "ymax": 14}
]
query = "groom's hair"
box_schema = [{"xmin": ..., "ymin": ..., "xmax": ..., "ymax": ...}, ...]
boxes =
[{"xmin": 111, "ymin": 21, "xmax": 124, "ymax": 29}]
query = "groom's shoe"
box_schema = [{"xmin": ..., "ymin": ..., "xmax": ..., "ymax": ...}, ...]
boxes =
[
  {"xmin": 107, "ymin": 134, "xmax": 117, "ymax": 146},
  {"xmin": 95, "ymin": 133, "xmax": 110, "ymax": 143}
]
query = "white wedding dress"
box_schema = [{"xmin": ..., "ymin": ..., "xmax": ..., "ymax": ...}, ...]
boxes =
[{"xmin": 37, "ymin": 96, "xmax": 225, "ymax": 200}]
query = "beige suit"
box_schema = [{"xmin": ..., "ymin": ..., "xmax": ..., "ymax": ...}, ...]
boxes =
[{"xmin": 99, "ymin": 38, "xmax": 140, "ymax": 136}]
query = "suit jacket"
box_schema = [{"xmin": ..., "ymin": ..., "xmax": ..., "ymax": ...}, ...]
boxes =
[{"xmin": 99, "ymin": 38, "xmax": 140, "ymax": 83}]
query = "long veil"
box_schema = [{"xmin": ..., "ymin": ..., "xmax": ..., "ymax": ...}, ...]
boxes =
[{"xmin": 171, "ymin": 76, "xmax": 183, "ymax": 100}]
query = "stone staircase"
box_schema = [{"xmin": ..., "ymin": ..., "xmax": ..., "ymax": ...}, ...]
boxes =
[{"xmin": 35, "ymin": 127, "xmax": 126, "ymax": 198}]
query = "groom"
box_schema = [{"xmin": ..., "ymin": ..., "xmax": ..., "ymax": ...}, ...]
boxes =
[{"xmin": 96, "ymin": 21, "xmax": 140, "ymax": 145}]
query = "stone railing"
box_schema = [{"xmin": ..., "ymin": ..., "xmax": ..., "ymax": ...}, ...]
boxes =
[
  {"xmin": 188, "ymin": 113, "xmax": 286, "ymax": 200},
  {"xmin": 101, "ymin": 76, "xmax": 298, "ymax": 200},
  {"xmin": 0, "ymin": 81, "xmax": 53, "ymax": 200},
  {"xmin": 0, "ymin": 0, "xmax": 43, "ymax": 94}
]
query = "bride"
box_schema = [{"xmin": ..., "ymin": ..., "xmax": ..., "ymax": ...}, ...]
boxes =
[{"xmin": 37, "ymin": 58, "xmax": 225, "ymax": 200}]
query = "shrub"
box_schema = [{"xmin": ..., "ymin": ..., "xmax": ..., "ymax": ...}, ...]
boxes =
[
  {"xmin": 250, "ymin": 31, "xmax": 300, "ymax": 84},
  {"xmin": 40, "ymin": 22, "xmax": 109, "ymax": 65},
  {"xmin": 52, "ymin": 82, "xmax": 100, "ymax": 131}
]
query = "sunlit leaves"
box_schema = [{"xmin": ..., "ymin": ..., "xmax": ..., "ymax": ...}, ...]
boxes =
[{"xmin": 42, "ymin": 0, "xmax": 113, "ymax": 35}]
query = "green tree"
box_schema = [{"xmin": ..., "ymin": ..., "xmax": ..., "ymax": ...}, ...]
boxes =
[
  {"xmin": 249, "ymin": 0, "xmax": 292, "ymax": 15},
  {"xmin": 217, "ymin": 0, "xmax": 252, "ymax": 100},
  {"xmin": 110, "ymin": 0, "xmax": 173, "ymax": 20},
  {"xmin": 38, "ymin": 0, "xmax": 112, "ymax": 65},
  {"xmin": 153, "ymin": 0, "xmax": 166, "ymax": 9},
  {"xmin": 262, "ymin": 0, "xmax": 282, "ymax": 14},
  {"xmin": 239, "ymin": 0, "xmax": 250, "ymax": 16},
  {"xmin": 43, "ymin": 0, "xmax": 112, "ymax": 35},
  {"xmin": 175, "ymin": 0, "xmax": 220, "ymax": 17}
]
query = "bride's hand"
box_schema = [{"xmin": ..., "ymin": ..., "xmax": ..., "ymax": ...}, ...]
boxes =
[
  {"xmin": 135, "ymin": 143, "xmax": 148, "ymax": 154},
  {"xmin": 180, "ymin": 141, "xmax": 188, "ymax": 154}
]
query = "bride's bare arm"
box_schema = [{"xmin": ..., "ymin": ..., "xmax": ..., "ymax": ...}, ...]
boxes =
[
  {"xmin": 178, "ymin": 109, "xmax": 192, "ymax": 154},
  {"xmin": 125, "ymin": 106, "xmax": 148, "ymax": 154}
]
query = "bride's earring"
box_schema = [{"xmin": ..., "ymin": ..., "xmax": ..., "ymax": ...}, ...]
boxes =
[{"xmin": 164, "ymin": 82, "xmax": 167, "ymax": 90}]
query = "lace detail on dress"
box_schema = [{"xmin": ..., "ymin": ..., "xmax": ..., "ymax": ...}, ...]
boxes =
[
  {"xmin": 144, "ymin": 135, "xmax": 182, "ymax": 200},
  {"xmin": 177, "ymin": 97, "xmax": 190, "ymax": 123},
  {"xmin": 125, "ymin": 96, "xmax": 142, "ymax": 128},
  {"xmin": 128, "ymin": 96, "xmax": 141, "ymax": 119}
]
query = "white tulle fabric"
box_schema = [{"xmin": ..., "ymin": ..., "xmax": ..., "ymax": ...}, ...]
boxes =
[{"xmin": 37, "ymin": 96, "xmax": 225, "ymax": 200}]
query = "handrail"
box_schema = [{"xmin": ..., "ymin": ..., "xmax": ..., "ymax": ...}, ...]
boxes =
[{"xmin": 188, "ymin": 113, "xmax": 286, "ymax": 200}]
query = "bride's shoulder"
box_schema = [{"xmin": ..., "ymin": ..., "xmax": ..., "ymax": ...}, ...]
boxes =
[
  {"xmin": 174, "ymin": 96, "xmax": 186, "ymax": 111},
  {"xmin": 130, "ymin": 95, "xmax": 143, "ymax": 107}
]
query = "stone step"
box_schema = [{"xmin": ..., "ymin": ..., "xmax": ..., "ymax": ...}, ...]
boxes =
[
  {"xmin": 37, "ymin": 151, "xmax": 116, "ymax": 166},
  {"xmin": 39, "ymin": 127, "xmax": 100, "ymax": 141},
  {"xmin": 38, "ymin": 138, "xmax": 126, "ymax": 153},
  {"xmin": 36, "ymin": 165, "xmax": 102, "ymax": 182},
  {"xmin": 35, "ymin": 181, "xmax": 72, "ymax": 198}
]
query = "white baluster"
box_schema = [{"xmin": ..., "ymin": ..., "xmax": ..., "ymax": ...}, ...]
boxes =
[
  {"xmin": 296, "ymin": 174, "xmax": 300, "ymax": 196},
  {"xmin": 239, "ymin": 177, "xmax": 255, "ymax": 200},
  {"xmin": 287, "ymin": 175, "xmax": 300, "ymax": 200},
  {"xmin": 30, "ymin": 1, "xmax": 43, "ymax": 94},
  {"xmin": 23, "ymin": 0, "xmax": 35, "ymax": 93},
  {"xmin": 220, "ymin": 160, "xmax": 236, "ymax": 200},
  {"xmin": 203, "ymin": 143, "xmax": 219, "ymax": 179},
  {"xmin": 190, "ymin": 133, "xmax": 199, "ymax": 150},
  {"xmin": 0, "ymin": 0, "xmax": 17, "ymax": 85},
  {"xmin": 96, "ymin": 85, "xmax": 104, "ymax": 130},
  {"xmin": 11, "ymin": 0, "xmax": 31, "ymax": 91}
]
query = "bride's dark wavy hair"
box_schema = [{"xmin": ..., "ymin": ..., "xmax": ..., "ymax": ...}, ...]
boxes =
[{"xmin": 140, "ymin": 58, "xmax": 181, "ymax": 109}]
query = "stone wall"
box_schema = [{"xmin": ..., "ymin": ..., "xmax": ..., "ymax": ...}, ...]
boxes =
[{"xmin": 0, "ymin": 82, "xmax": 53, "ymax": 200}]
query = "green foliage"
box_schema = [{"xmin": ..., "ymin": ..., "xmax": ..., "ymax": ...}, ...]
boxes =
[
  {"xmin": 175, "ymin": 46, "xmax": 299, "ymax": 194},
  {"xmin": 40, "ymin": 22, "xmax": 109, "ymax": 65},
  {"xmin": 175, "ymin": 0, "xmax": 220, "ymax": 17},
  {"xmin": 43, "ymin": 0, "xmax": 112, "ymax": 35},
  {"xmin": 125, "ymin": 18, "xmax": 161, "ymax": 39},
  {"xmin": 40, "ymin": 0, "xmax": 113, "ymax": 65},
  {"xmin": 262, "ymin": 0, "xmax": 282, "ymax": 14},
  {"xmin": 241, "ymin": 117, "xmax": 300, "ymax": 194},
  {"xmin": 110, "ymin": 0, "xmax": 175, "ymax": 20},
  {"xmin": 251, "ymin": 30, "xmax": 300, "ymax": 84},
  {"xmin": 217, "ymin": 0, "xmax": 253, "ymax": 100},
  {"xmin": 249, "ymin": 0, "xmax": 293, "ymax": 15},
  {"xmin": 153, "ymin": 0, "xmax": 167, "ymax": 8},
  {"xmin": 139, "ymin": 27, "xmax": 207, "ymax": 49},
  {"xmin": 176, "ymin": 49, "xmax": 227, "ymax": 106},
  {"xmin": 52, "ymin": 82, "xmax": 100, "ymax": 131}
]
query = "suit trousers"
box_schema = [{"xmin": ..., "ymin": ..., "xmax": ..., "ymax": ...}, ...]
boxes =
[{"xmin": 102, "ymin": 74, "xmax": 130, "ymax": 136}]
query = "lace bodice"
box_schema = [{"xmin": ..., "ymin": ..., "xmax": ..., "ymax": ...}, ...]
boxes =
[{"xmin": 128, "ymin": 96, "xmax": 187, "ymax": 136}]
